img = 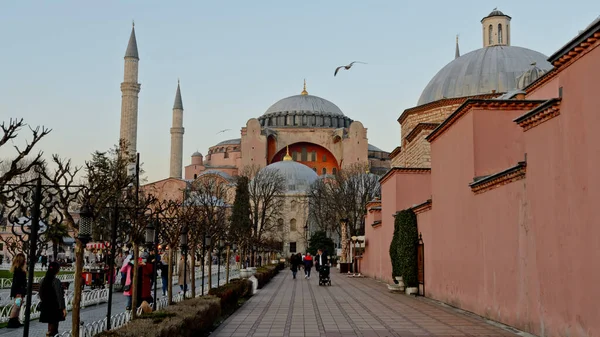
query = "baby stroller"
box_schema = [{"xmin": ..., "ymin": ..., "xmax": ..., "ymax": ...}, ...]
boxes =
[{"xmin": 318, "ymin": 265, "xmax": 332, "ymax": 286}]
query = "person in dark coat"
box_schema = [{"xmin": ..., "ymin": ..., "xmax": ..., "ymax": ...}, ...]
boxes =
[
  {"xmin": 315, "ymin": 249, "xmax": 329, "ymax": 271},
  {"xmin": 289, "ymin": 254, "xmax": 301, "ymax": 279},
  {"xmin": 39, "ymin": 262, "xmax": 66, "ymax": 336},
  {"xmin": 8, "ymin": 253, "xmax": 27, "ymax": 328}
]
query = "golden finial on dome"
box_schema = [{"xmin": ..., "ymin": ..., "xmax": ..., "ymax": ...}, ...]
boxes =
[
  {"xmin": 301, "ymin": 79, "xmax": 308, "ymax": 95},
  {"xmin": 283, "ymin": 145, "xmax": 293, "ymax": 161}
]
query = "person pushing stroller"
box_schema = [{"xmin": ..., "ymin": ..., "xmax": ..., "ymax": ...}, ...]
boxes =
[{"xmin": 315, "ymin": 249, "xmax": 332, "ymax": 286}]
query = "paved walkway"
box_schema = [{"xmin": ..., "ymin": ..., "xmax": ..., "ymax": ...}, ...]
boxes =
[{"xmin": 213, "ymin": 271, "xmax": 521, "ymax": 337}]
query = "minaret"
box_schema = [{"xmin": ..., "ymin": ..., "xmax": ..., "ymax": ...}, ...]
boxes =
[
  {"xmin": 119, "ymin": 22, "xmax": 141, "ymax": 154},
  {"xmin": 455, "ymin": 35, "xmax": 461, "ymax": 59},
  {"xmin": 169, "ymin": 80, "xmax": 184, "ymax": 178}
]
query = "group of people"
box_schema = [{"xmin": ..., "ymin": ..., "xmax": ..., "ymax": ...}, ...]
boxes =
[
  {"xmin": 289, "ymin": 249, "xmax": 329, "ymax": 280},
  {"xmin": 9, "ymin": 253, "xmax": 68, "ymax": 337}
]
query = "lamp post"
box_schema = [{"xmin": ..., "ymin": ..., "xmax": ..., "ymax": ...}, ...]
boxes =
[
  {"xmin": 217, "ymin": 239, "xmax": 225, "ymax": 287},
  {"xmin": 201, "ymin": 235, "xmax": 211, "ymax": 296},
  {"xmin": 104, "ymin": 202, "xmax": 119, "ymax": 330},
  {"xmin": 180, "ymin": 225, "xmax": 189, "ymax": 297},
  {"xmin": 304, "ymin": 223, "xmax": 309, "ymax": 252},
  {"xmin": 227, "ymin": 243, "xmax": 236, "ymax": 283},
  {"xmin": 145, "ymin": 217, "xmax": 159, "ymax": 310},
  {"xmin": 350, "ymin": 236, "xmax": 358, "ymax": 275}
]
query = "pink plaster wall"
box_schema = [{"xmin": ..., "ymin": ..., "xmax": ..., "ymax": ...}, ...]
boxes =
[
  {"xmin": 527, "ymin": 75, "xmax": 560, "ymax": 100},
  {"xmin": 473, "ymin": 108, "xmax": 526, "ymax": 177},
  {"xmin": 362, "ymin": 169, "xmax": 431, "ymax": 283}
]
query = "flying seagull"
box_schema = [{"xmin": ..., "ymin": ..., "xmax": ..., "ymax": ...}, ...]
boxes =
[
  {"xmin": 216, "ymin": 129, "xmax": 231, "ymax": 134},
  {"xmin": 334, "ymin": 61, "xmax": 367, "ymax": 76}
]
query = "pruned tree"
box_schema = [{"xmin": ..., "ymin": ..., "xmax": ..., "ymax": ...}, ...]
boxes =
[
  {"xmin": 243, "ymin": 165, "xmax": 286, "ymax": 263},
  {"xmin": 156, "ymin": 198, "xmax": 185, "ymax": 304},
  {"xmin": 229, "ymin": 175, "xmax": 251, "ymax": 260},
  {"xmin": 187, "ymin": 174, "xmax": 232, "ymax": 288},
  {"xmin": 308, "ymin": 163, "xmax": 381, "ymax": 262},
  {"xmin": 0, "ymin": 118, "xmax": 50, "ymax": 189}
]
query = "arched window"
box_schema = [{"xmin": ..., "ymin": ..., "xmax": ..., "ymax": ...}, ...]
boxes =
[
  {"xmin": 290, "ymin": 219, "xmax": 297, "ymax": 231},
  {"xmin": 332, "ymin": 168, "xmax": 337, "ymax": 175},
  {"xmin": 322, "ymin": 168, "xmax": 327, "ymax": 175},
  {"xmin": 193, "ymin": 174, "xmax": 197, "ymax": 179},
  {"xmin": 277, "ymin": 218, "xmax": 284, "ymax": 231},
  {"xmin": 290, "ymin": 200, "xmax": 297, "ymax": 211},
  {"xmin": 489, "ymin": 24, "xmax": 493, "ymax": 45},
  {"xmin": 498, "ymin": 24, "xmax": 503, "ymax": 44}
]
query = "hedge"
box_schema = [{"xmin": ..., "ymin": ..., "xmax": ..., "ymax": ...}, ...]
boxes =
[
  {"xmin": 254, "ymin": 265, "xmax": 279, "ymax": 289},
  {"xmin": 95, "ymin": 296, "xmax": 221, "ymax": 337},
  {"xmin": 208, "ymin": 278, "xmax": 252, "ymax": 314},
  {"xmin": 395, "ymin": 209, "xmax": 419, "ymax": 287}
]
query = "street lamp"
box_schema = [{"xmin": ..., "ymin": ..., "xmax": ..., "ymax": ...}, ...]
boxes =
[
  {"xmin": 217, "ymin": 239, "xmax": 225, "ymax": 287},
  {"xmin": 77, "ymin": 205, "xmax": 93, "ymax": 244},
  {"xmin": 180, "ymin": 226, "xmax": 189, "ymax": 297},
  {"xmin": 201, "ymin": 235, "xmax": 211, "ymax": 296}
]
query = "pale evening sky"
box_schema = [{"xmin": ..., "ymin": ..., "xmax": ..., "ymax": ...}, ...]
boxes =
[{"xmin": 1, "ymin": 1, "xmax": 597, "ymax": 182}]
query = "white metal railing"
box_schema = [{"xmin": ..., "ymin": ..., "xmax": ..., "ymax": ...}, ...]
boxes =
[
  {"xmin": 0, "ymin": 262, "xmax": 76, "ymax": 272},
  {"xmin": 0, "ymin": 274, "xmax": 75, "ymax": 290},
  {"xmin": 51, "ymin": 266, "xmax": 240, "ymax": 337}
]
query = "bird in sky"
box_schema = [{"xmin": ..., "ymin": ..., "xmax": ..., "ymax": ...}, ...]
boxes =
[
  {"xmin": 334, "ymin": 61, "xmax": 367, "ymax": 76},
  {"xmin": 216, "ymin": 129, "xmax": 231, "ymax": 134}
]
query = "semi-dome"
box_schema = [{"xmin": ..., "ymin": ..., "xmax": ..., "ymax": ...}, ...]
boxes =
[
  {"xmin": 418, "ymin": 46, "xmax": 553, "ymax": 105},
  {"xmin": 258, "ymin": 82, "xmax": 353, "ymax": 128},
  {"xmin": 516, "ymin": 63, "xmax": 548, "ymax": 89},
  {"xmin": 260, "ymin": 160, "xmax": 318, "ymax": 194}
]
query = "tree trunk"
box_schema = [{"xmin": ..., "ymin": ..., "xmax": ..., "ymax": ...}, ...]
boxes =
[
  {"xmin": 131, "ymin": 244, "xmax": 139, "ymax": 319},
  {"xmin": 52, "ymin": 240, "xmax": 59, "ymax": 261},
  {"xmin": 167, "ymin": 248, "xmax": 173, "ymax": 304},
  {"xmin": 190, "ymin": 245, "xmax": 196, "ymax": 298},
  {"xmin": 226, "ymin": 246, "xmax": 230, "ymax": 283},
  {"xmin": 340, "ymin": 221, "xmax": 348, "ymax": 263},
  {"xmin": 207, "ymin": 245, "xmax": 212, "ymax": 289},
  {"xmin": 71, "ymin": 239, "xmax": 84, "ymax": 337}
]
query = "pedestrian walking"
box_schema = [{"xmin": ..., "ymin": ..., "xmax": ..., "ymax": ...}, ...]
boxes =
[
  {"xmin": 8, "ymin": 253, "xmax": 26, "ymax": 328},
  {"xmin": 290, "ymin": 253, "xmax": 301, "ymax": 279},
  {"xmin": 303, "ymin": 253, "xmax": 314, "ymax": 279},
  {"xmin": 257, "ymin": 255, "xmax": 262, "ymax": 267},
  {"xmin": 137, "ymin": 256, "xmax": 154, "ymax": 305},
  {"xmin": 39, "ymin": 262, "xmax": 66, "ymax": 337},
  {"xmin": 120, "ymin": 257, "xmax": 134, "ymax": 310},
  {"xmin": 177, "ymin": 255, "xmax": 191, "ymax": 293}
]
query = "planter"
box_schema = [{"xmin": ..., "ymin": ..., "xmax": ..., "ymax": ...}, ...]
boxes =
[
  {"xmin": 405, "ymin": 287, "xmax": 418, "ymax": 296},
  {"xmin": 395, "ymin": 276, "xmax": 405, "ymax": 290},
  {"xmin": 387, "ymin": 284, "xmax": 403, "ymax": 293},
  {"xmin": 339, "ymin": 262, "xmax": 352, "ymax": 273},
  {"xmin": 239, "ymin": 269, "xmax": 252, "ymax": 278}
]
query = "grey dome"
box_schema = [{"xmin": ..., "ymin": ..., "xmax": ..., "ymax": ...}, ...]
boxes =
[
  {"xmin": 216, "ymin": 138, "xmax": 241, "ymax": 146},
  {"xmin": 516, "ymin": 64, "xmax": 548, "ymax": 89},
  {"xmin": 192, "ymin": 151, "xmax": 203, "ymax": 157},
  {"xmin": 264, "ymin": 94, "xmax": 344, "ymax": 116},
  {"xmin": 418, "ymin": 46, "xmax": 553, "ymax": 105},
  {"xmin": 261, "ymin": 160, "xmax": 318, "ymax": 194},
  {"xmin": 259, "ymin": 95, "xmax": 353, "ymax": 129}
]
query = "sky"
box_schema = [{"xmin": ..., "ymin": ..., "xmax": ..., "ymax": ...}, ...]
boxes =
[{"xmin": 1, "ymin": 1, "xmax": 598, "ymax": 183}]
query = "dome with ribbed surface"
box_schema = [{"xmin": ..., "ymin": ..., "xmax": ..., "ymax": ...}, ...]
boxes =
[
  {"xmin": 260, "ymin": 160, "xmax": 318, "ymax": 194},
  {"xmin": 418, "ymin": 46, "xmax": 552, "ymax": 105},
  {"xmin": 264, "ymin": 95, "xmax": 344, "ymax": 117},
  {"xmin": 516, "ymin": 63, "xmax": 548, "ymax": 89}
]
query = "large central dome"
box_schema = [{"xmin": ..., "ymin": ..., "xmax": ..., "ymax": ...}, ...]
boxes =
[
  {"xmin": 264, "ymin": 94, "xmax": 345, "ymax": 117},
  {"xmin": 258, "ymin": 84, "xmax": 353, "ymax": 128},
  {"xmin": 418, "ymin": 46, "xmax": 552, "ymax": 105}
]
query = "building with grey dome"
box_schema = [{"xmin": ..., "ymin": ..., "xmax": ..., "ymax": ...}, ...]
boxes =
[{"xmin": 391, "ymin": 9, "xmax": 555, "ymax": 169}]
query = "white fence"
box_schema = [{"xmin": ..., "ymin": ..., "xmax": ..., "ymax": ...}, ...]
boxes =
[
  {"xmin": 52, "ymin": 266, "xmax": 239, "ymax": 337},
  {"xmin": 0, "ymin": 274, "xmax": 75, "ymax": 290}
]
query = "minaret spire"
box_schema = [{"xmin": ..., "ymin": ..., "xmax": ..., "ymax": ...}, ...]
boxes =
[
  {"xmin": 455, "ymin": 35, "xmax": 460, "ymax": 59},
  {"xmin": 170, "ymin": 80, "xmax": 185, "ymax": 179},
  {"xmin": 120, "ymin": 23, "xmax": 141, "ymax": 154}
]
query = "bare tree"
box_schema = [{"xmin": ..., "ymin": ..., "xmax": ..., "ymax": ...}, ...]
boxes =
[
  {"xmin": 243, "ymin": 164, "xmax": 286, "ymax": 264},
  {"xmin": 308, "ymin": 163, "xmax": 381, "ymax": 262},
  {"xmin": 0, "ymin": 118, "xmax": 50, "ymax": 189}
]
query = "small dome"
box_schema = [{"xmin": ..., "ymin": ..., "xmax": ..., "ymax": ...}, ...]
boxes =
[
  {"xmin": 260, "ymin": 160, "xmax": 318, "ymax": 194},
  {"xmin": 192, "ymin": 151, "xmax": 203, "ymax": 157},
  {"xmin": 418, "ymin": 46, "xmax": 552, "ymax": 105},
  {"xmin": 264, "ymin": 94, "xmax": 345, "ymax": 117},
  {"xmin": 216, "ymin": 138, "xmax": 241, "ymax": 146},
  {"xmin": 516, "ymin": 63, "xmax": 548, "ymax": 89},
  {"xmin": 486, "ymin": 9, "xmax": 507, "ymax": 18}
]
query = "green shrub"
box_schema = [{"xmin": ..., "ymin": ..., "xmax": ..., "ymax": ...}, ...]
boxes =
[
  {"xmin": 389, "ymin": 215, "xmax": 402, "ymax": 282},
  {"xmin": 95, "ymin": 296, "xmax": 221, "ymax": 337},
  {"xmin": 254, "ymin": 265, "xmax": 278, "ymax": 289},
  {"xmin": 395, "ymin": 209, "xmax": 419, "ymax": 287}
]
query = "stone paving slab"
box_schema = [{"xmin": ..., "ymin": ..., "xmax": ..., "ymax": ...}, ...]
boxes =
[{"xmin": 212, "ymin": 271, "xmax": 521, "ymax": 337}]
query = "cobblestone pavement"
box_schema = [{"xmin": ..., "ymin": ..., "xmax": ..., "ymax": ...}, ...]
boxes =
[
  {"xmin": 212, "ymin": 271, "xmax": 521, "ymax": 337},
  {"xmin": 0, "ymin": 274, "xmax": 217, "ymax": 337}
]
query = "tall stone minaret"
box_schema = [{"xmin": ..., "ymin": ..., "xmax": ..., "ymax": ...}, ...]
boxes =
[
  {"xmin": 169, "ymin": 80, "xmax": 184, "ymax": 178},
  {"xmin": 119, "ymin": 23, "xmax": 141, "ymax": 154}
]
